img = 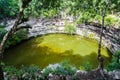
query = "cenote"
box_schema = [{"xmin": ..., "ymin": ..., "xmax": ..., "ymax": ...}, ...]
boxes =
[{"xmin": 3, "ymin": 34, "xmax": 111, "ymax": 69}]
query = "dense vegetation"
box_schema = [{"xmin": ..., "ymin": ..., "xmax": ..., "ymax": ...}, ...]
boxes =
[
  {"xmin": 0, "ymin": 26, "xmax": 28, "ymax": 48},
  {"xmin": 0, "ymin": 0, "xmax": 120, "ymax": 28},
  {"xmin": 0, "ymin": 0, "xmax": 120, "ymax": 79}
]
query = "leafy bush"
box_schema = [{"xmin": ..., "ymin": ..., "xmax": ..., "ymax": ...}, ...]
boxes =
[
  {"xmin": 3, "ymin": 65, "xmax": 40, "ymax": 80},
  {"xmin": 42, "ymin": 61, "xmax": 77, "ymax": 77},
  {"xmin": 3, "ymin": 62, "xmax": 77, "ymax": 79},
  {"xmin": 19, "ymin": 65, "xmax": 40, "ymax": 78},
  {"xmin": 3, "ymin": 66, "xmax": 19, "ymax": 77},
  {"xmin": 0, "ymin": 28, "xmax": 28, "ymax": 48},
  {"xmin": 76, "ymin": 12, "xmax": 93, "ymax": 24},
  {"xmin": 79, "ymin": 62, "xmax": 93, "ymax": 71},
  {"xmin": 83, "ymin": 62, "xmax": 93, "ymax": 71},
  {"xmin": 0, "ymin": 0, "xmax": 19, "ymax": 19},
  {"xmin": 94, "ymin": 15, "xmax": 102, "ymax": 23},
  {"xmin": 64, "ymin": 22, "xmax": 76, "ymax": 35},
  {"xmin": 105, "ymin": 15, "xmax": 114, "ymax": 26},
  {"xmin": 5, "ymin": 29, "xmax": 28, "ymax": 48},
  {"xmin": 106, "ymin": 50, "xmax": 120, "ymax": 71},
  {"xmin": 40, "ymin": 9, "xmax": 58, "ymax": 18}
]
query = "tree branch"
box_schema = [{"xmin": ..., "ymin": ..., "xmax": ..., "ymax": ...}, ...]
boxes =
[{"xmin": 16, "ymin": 24, "xmax": 32, "ymax": 31}]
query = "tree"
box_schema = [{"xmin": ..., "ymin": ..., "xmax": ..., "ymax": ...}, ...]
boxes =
[
  {"xmin": 0, "ymin": 0, "xmax": 32, "ymax": 79},
  {"xmin": 95, "ymin": 0, "xmax": 108, "ymax": 68},
  {"xmin": 92, "ymin": 0, "xmax": 109, "ymax": 78}
]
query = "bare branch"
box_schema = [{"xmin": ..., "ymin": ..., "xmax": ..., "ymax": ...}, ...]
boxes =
[{"xmin": 16, "ymin": 24, "xmax": 32, "ymax": 31}]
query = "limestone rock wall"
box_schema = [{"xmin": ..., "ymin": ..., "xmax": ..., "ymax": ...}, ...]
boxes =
[{"xmin": 26, "ymin": 18, "xmax": 120, "ymax": 53}]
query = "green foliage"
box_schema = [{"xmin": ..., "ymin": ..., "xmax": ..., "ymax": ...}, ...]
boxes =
[
  {"xmin": 0, "ymin": 0, "xmax": 120, "ymax": 27},
  {"xmin": 19, "ymin": 65, "xmax": 39, "ymax": 77},
  {"xmin": 0, "ymin": 28, "xmax": 7, "ymax": 42},
  {"xmin": 76, "ymin": 12, "xmax": 93, "ymax": 24},
  {"xmin": 64, "ymin": 22, "xmax": 76, "ymax": 35},
  {"xmin": 79, "ymin": 62, "xmax": 93, "ymax": 71},
  {"xmin": 104, "ymin": 15, "xmax": 120, "ymax": 27},
  {"xmin": 0, "ymin": 25, "xmax": 5, "ymax": 28},
  {"xmin": 24, "ymin": 0, "xmax": 62, "ymax": 18},
  {"xmin": 106, "ymin": 50, "xmax": 120, "ymax": 71},
  {"xmin": 3, "ymin": 66, "xmax": 18, "ymax": 76},
  {"xmin": 0, "ymin": 0, "xmax": 19, "ymax": 19},
  {"xmin": 105, "ymin": 15, "xmax": 115, "ymax": 26},
  {"xmin": 42, "ymin": 61, "xmax": 77, "ymax": 77},
  {"xmin": 94, "ymin": 15, "xmax": 102, "ymax": 23},
  {"xmin": 40, "ymin": 9, "xmax": 58, "ymax": 18},
  {"xmin": 3, "ymin": 65, "xmax": 40, "ymax": 79},
  {"xmin": 5, "ymin": 29, "xmax": 28, "ymax": 48},
  {"xmin": 84, "ymin": 62, "xmax": 93, "ymax": 71},
  {"xmin": 60, "ymin": 61, "xmax": 77, "ymax": 75},
  {"xmin": 76, "ymin": 13, "xmax": 85, "ymax": 24},
  {"xmin": 3, "ymin": 62, "xmax": 77, "ymax": 79},
  {"xmin": 0, "ymin": 28, "xmax": 28, "ymax": 48},
  {"xmin": 106, "ymin": 61, "xmax": 120, "ymax": 71}
]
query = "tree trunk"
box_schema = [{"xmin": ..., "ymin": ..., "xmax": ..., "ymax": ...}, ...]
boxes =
[
  {"xmin": 97, "ymin": 14, "xmax": 105, "ymax": 70},
  {"xmin": 97, "ymin": 0, "xmax": 109, "ymax": 70}
]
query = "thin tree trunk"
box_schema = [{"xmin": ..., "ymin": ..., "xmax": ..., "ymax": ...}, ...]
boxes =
[
  {"xmin": 97, "ymin": 0, "xmax": 108, "ymax": 72},
  {"xmin": 97, "ymin": 1, "xmax": 109, "ymax": 78},
  {"xmin": 97, "ymin": 14, "xmax": 105, "ymax": 70}
]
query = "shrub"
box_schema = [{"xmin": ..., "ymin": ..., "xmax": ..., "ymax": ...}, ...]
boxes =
[
  {"xmin": 84, "ymin": 62, "xmax": 93, "ymax": 71},
  {"xmin": 3, "ymin": 65, "xmax": 40, "ymax": 80},
  {"xmin": 79, "ymin": 62, "xmax": 93, "ymax": 71},
  {"xmin": 64, "ymin": 22, "xmax": 76, "ymax": 35},
  {"xmin": 59, "ymin": 61, "xmax": 77, "ymax": 75},
  {"xmin": 104, "ymin": 15, "xmax": 120, "ymax": 28},
  {"xmin": 19, "ymin": 65, "xmax": 40, "ymax": 78},
  {"xmin": 105, "ymin": 15, "xmax": 114, "ymax": 26},
  {"xmin": 3, "ymin": 66, "xmax": 19, "ymax": 77},
  {"xmin": 94, "ymin": 15, "xmax": 102, "ymax": 23},
  {"xmin": 0, "ymin": 28, "xmax": 28, "ymax": 48},
  {"xmin": 0, "ymin": 0, "xmax": 19, "ymax": 19},
  {"xmin": 106, "ymin": 50, "xmax": 120, "ymax": 71},
  {"xmin": 76, "ymin": 13, "xmax": 84, "ymax": 24},
  {"xmin": 76, "ymin": 12, "xmax": 93, "ymax": 24},
  {"xmin": 42, "ymin": 61, "xmax": 77, "ymax": 77}
]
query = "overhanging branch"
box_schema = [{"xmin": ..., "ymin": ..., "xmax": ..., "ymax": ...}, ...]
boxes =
[{"xmin": 16, "ymin": 24, "xmax": 32, "ymax": 31}]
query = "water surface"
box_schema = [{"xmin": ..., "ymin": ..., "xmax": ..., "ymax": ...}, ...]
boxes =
[{"xmin": 3, "ymin": 34, "xmax": 111, "ymax": 69}]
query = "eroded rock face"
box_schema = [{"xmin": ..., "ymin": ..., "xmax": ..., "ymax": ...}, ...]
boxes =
[
  {"xmin": 108, "ymin": 70, "xmax": 120, "ymax": 79},
  {"xmin": 28, "ymin": 19, "xmax": 119, "ymax": 52},
  {"xmin": 24, "ymin": 18, "xmax": 120, "ymax": 53}
]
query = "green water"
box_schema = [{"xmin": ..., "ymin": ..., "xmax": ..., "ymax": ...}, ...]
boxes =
[{"xmin": 3, "ymin": 34, "xmax": 111, "ymax": 69}]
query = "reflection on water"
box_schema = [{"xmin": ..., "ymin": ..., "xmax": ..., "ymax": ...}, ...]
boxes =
[{"xmin": 3, "ymin": 34, "xmax": 111, "ymax": 69}]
